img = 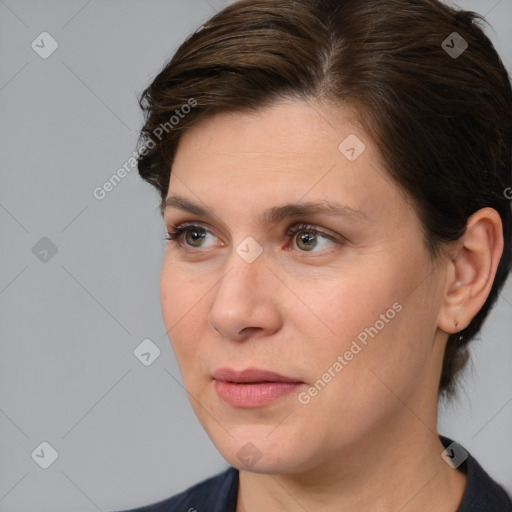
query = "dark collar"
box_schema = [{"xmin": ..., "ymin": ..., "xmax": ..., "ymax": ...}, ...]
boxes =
[{"xmin": 437, "ymin": 437, "xmax": 512, "ymax": 512}]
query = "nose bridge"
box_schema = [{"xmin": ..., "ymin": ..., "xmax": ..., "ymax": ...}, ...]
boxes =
[
  {"xmin": 214, "ymin": 249, "xmax": 267, "ymax": 312},
  {"xmin": 208, "ymin": 247, "xmax": 279, "ymax": 339}
]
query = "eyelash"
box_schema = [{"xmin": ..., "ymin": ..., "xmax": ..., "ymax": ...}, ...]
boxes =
[{"xmin": 165, "ymin": 223, "xmax": 343, "ymax": 251}]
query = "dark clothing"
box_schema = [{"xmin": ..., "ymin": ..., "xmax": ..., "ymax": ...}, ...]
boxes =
[{"xmin": 119, "ymin": 438, "xmax": 511, "ymax": 511}]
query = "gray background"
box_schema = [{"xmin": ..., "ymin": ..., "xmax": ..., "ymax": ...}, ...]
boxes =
[{"xmin": 0, "ymin": 0, "xmax": 511, "ymax": 510}]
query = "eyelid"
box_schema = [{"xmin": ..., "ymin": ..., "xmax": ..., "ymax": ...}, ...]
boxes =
[
  {"xmin": 168, "ymin": 221, "xmax": 212, "ymax": 232},
  {"xmin": 285, "ymin": 223, "xmax": 344, "ymax": 244}
]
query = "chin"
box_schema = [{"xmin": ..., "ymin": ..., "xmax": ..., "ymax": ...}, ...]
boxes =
[{"xmin": 204, "ymin": 424, "xmax": 314, "ymax": 474}]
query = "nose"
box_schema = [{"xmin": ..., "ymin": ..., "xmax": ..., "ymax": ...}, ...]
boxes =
[{"xmin": 207, "ymin": 252, "xmax": 282, "ymax": 342}]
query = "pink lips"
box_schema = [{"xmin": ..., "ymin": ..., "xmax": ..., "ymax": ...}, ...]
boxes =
[{"xmin": 213, "ymin": 367, "xmax": 304, "ymax": 408}]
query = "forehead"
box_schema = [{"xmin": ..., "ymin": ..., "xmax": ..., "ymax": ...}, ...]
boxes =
[
  {"xmin": 171, "ymin": 100, "xmax": 373, "ymax": 186},
  {"xmin": 166, "ymin": 100, "xmax": 408, "ymax": 226},
  {"xmin": 175, "ymin": 99, "xmax": 363, "ymax": 160}
]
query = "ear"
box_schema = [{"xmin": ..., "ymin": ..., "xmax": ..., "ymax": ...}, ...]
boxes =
[{"xmin": 437, "ymin": 207, "xmax": 504, "ymax": 334}]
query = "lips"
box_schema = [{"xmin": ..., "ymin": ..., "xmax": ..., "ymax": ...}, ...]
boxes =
[
  {"xmin": 213, "ymin": 367, "xmax": 303, "ymax": 384},
  {"xmin": 212, "ymin": 367, "xmax": 304, "ymax": 408}
]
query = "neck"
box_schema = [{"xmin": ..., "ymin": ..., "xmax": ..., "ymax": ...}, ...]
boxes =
[{"xmin": 236, "ymin": 422, "xmax": 466, "ymax": 512}]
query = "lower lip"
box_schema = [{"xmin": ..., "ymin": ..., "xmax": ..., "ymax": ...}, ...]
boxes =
[{"xmin": 214, "ymin": 380, "xmax": 303, "ymax": 408}]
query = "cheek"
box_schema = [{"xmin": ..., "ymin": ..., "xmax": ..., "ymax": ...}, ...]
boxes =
[
  {"xmin": 298, "ymin": 276, "xmax": 436, "ymax": 428},
  {"xmin": 290, "ymin": 262, "xmax": 402, "ymax": 352},
  {"xmin": 290, "ymin": 255, "xmax": 428, "ymax": 396},
  {"xmin": 160, "ymin": 262, "xmax": 206, "ymax": 365},
  {"xmin": 160, "ymin": 255, "xmax": 207, "ymax": 320}
]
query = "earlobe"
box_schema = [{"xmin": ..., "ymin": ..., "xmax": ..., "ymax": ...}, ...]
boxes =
[{"xmin": 437, "ymin": 207, "xmax": 503, "ymax": 334}]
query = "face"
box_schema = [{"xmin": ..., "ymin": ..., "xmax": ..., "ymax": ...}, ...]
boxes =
[{"xmin": 160, "ymin": 99, "xmax": 449, "ymax": 476}]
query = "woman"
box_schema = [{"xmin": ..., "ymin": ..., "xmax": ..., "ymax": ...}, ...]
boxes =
[{"xmin": 119, "ymin": 0, "xmax": 512, "ymax": 510}]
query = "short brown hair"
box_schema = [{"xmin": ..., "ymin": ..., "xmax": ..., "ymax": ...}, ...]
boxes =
[{"xmin": 136, "ymin": 0, "xmax": 512, "ymax": 396}]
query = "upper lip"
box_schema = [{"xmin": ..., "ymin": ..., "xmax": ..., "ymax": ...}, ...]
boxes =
[{"xmin": 213, "ymin": 367, "xmax": 303, "ymax": 384}]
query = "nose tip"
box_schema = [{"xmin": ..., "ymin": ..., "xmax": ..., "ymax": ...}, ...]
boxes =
[{"xmin": 207, "ymin": 259, "xmax": 282, "ymax": 342}]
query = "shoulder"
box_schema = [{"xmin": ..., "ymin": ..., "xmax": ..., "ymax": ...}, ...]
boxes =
[
  {"xmin": 458, "ymin": 453, "xmax": 511, "ymax": 511},
  {"xmin": 439, "ymin": 437, "xmax": 511, "ymax": 512},
  {"xmin": 114, "ymin": 466, "xmax": 238, "ymax": 512}
]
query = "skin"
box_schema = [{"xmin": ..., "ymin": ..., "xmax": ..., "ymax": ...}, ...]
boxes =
[{"xmin": 160, "ymin": 99, "xmax": 503, "ymax": 511}]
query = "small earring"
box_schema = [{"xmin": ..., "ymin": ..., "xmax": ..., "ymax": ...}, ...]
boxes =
[{"xmin": 455, "ymin": 320, "xmax": 464, "ymax": 344}]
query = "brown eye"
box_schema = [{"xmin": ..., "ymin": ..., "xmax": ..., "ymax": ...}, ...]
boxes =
[
  {"xmin": 286, "ymin": 224, "xmax": 342, "ymax": 253},
  {"xmin": 295, "ymin": 230, "xmax": 318, "ymax": 251},
  {"xmin": 184, "ymin": 227, "xmax": 208, "ymax": 247},
  {"xmin": 166, "ymin": 224, "xmax": 221, "ymax": 250}
]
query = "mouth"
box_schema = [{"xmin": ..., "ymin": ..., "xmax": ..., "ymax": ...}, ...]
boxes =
[{"xmin": 212, "ymin": 367, "xmax": 305, "ymax": 408}]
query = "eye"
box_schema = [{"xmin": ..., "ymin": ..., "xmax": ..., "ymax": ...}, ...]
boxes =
[
  {"xmin": 166, "ymin": 222, "xmax": 344, "ymax": 253},
  {"xmin": 166, "ymin": 224, "xmax": 219, "ymax": 248},
  {"xmin": 286, "ymin": 224, "xmax": 341, "ymax": 252}
]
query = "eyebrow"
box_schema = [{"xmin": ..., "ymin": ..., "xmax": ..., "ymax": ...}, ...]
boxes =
[{"xmin": 161, "ymin": 194, "xmax": 368, "ymax": 224}]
